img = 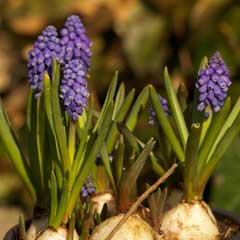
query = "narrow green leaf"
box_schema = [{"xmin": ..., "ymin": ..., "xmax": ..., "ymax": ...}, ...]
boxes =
[
  {"xmin": 43, "ymin": 72, "xmax": 55, "ymax": 133},
  {"xmin": 117, "ymin": 123, "xmax": 140, "ymax": 154},
  {"xmin": 199, "ymin": 107, "xmax": 212, "ymax": 147},
  {"xmin": 177, "ymin": 84, "xmax": 188, "ymax": 112},
  {"xmin": 164, "ymin": 67, "xmax": 188, "ymax": 147},
  {"xmin": 113, "ymin": 134, "xmax": 124, "ymax": 187},
  {"xmin": 126, "ymin": 85, "xmax": 149, "ymax": 131},
  {"xmin": 207, "ymin": 97, "xmax": 240, "ymax": 162},
  {"xmin": 94, "ymin": 71, "xmax": 118, "ymax": 132},
  {"xmin": 119, "ymin": 139, "xmax": 156, "ymax": 210},
  {"xmin": 106, "ymin": 88, "xmax": 135, "ymax": 152},
  {"xmin": 198, "ymin": 98, "xmax": 231, "ymax": 172},
  {"xmin": 0, "ymin": 100, "xmax": 36, "ymax": 202},
  {"xmin": 184, "ymin": 123, "xmax": 201, "ymax": 202},
  {"xmin": 36, "ymin": 97, "xmax": 45, "ymax": 193},
  {"xmin": 51, "ymin": 59, "xmax": 70, "ymax": 173},
  {"xmin": 66, "ymin": 102, "xmax": 114, "ymax": 216},
  {"xmin": 113, "ymin": 82, "xmax": 125, "ymax": 120},
  {"xmin": 197, "ymin": 113, "xmax": 240, "ymax": 198},
  {"xmin": 50, "ymin": 172, "xmax": 70, "ymax": 229},
  {"xmin": 49, "ymin": 171, "xmax": 58, "ymax": 225},
  {"xmin": 18, "ymin": 214, "xmax": 25, "ymax": 240},
  {"xmin": 149, "ymin": 85, "xmax": 185, "ymax": 163},
  {"xmin": 100, "ymin": 143, "xmax": 117, "ymax": 197},
  {"xmin": 137, "ymin": 139, "xmax": 165, "ymax": 176},
  {"xmin": 126, "ymin": 139, "xmax": 155, "ymax": 185},
  {"xmin": 72, "ymin": 95, "xmax": 94, "ymax": 178},
  {"xmin": 26, "ymin": 91, "xmax": 41, "ymax": 194}
]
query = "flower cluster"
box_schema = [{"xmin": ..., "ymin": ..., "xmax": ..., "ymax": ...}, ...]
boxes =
[
  {"xmin": 59, "ymin": 59, "xmax": 89, "ymax": 121},
  {"xmin": 27, "ymin": 15, "xmax": 91, "ymax": 121},
  {"xmin": 196, "ymin": 52, "xmax": 231, "ymax": 113},
  {"xmin": 28, "ymin": 26, "xmax": 63, "ymax": 96},
  {"xmin": 60, "ymin": 15, "xmax": 92, "ymax": 69},
  {"xmin": 81, "ymin": 175, "xmax": 96, "ymax": 198},
  {"xmin": 149, "ymin": 95, "xmax": 169, "ymax": 125}
]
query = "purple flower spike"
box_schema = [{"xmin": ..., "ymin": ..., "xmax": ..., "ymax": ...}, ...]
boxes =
[
  {"xmin": 196, "ymin": 52, "xmax": 231, "ymax": 114},
  {"xmin": 60, "ymin": 15, "xmax": 92, "ymax": 70},
  {"xmin": 28, "ymin": 26, "xmax": 63, "ymax": 96},
  {"xmin": 81, "ymin": 175, "xmax": 96, "ymax": 198},
  {"xmin": 60, "ymin": 59, "xmax": 89, "ymax": 121},
  {"xmin": 149, "ymin": 94, "xmax": 169, "ymax": 125}
]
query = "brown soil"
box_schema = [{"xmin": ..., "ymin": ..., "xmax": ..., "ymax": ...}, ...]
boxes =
[{"xmin": 218, "ymin": 218, "xmax": 240, "ymax": 239}]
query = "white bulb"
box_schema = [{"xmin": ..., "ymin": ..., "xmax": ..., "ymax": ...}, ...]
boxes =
[{"xmin": 160, "ymin": 201, "xmax": 219, "ymax": 240}]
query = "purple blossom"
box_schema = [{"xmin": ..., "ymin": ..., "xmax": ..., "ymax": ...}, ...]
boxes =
[
  {"xmin": 59, "ymin": 59, "xmax": 89, "ymax": 121},
  {"xmin": 81, "ymin": 175, "xmax": 96, "ymax": 198},
  {"xmin": 196, "ymin": 52, "xmax": 231, "ymax": 113},
  {"xmin": 60, "ymin": 15, "xmax": 92, "ymax": 69},
  {"xmin": 27, "ymin": 26, "xmax": 63, "ymax": 96},
  {"xmin": 149, "ymin": 94, "xmax": 169, "ymax": 125}
]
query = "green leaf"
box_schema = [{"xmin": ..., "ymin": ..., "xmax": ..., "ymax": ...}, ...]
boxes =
[
  {"xmin": 66, "ymin": 102, "xmax": 114, "ymax": 216},
  {"xmin": 94, "ymin": 71, "xmax": 118, "ymax": 132},
  {"xmin": 50, "ymin": 172, "xmax": 70, "ymax": 229},
  {"xmin": 117, "ymin": 122, "xmax": 140, "ymax": 154},
  {"xmin": 199, "ymin": 107, "xmax": 212, "ymax": 147},
  {"xmin": 112, "ymin": 82, "xmax": 125, "ymax": 120},
  {"xmin": 164, "ymin": 67, "xmax": 188, "ymax": 147},
  {"xmin": 100, "ymin": 143, "xmax": 117, "ymax": 197},
  {"xmin": 72, "ymin": 95, "xmax": 94, "ymax": 179},
  {"xmin": 49, "ymin": 171, "xmax": 58, "ymax": 225},
  {"xmin": 43, "ymin": 72, "xmax": 55, "ymax": 133},
  {"xmin": 149, "ymin": 85, "xmax": 184, "ymax": 163},
  {"xmin": 0, "ymin": 100, "xmax": 36, "ymax": 202},
  {"xmin": 113, "ymin": 135, "xmax": 124, "ymax": 187},
  {"xmin": 137, "ymin": 139, "xmax": 165, "ymax": 176},
  {"xmin": 26, "ymin": 90, "xmax": 41, "ymax": 193},
  {"xmin": 119, "ymin": 139, "xmax": 156, "ymax": 211},
  {"xmin": 18, "ymin": 214, "xmax": 26, "ymax": 240},
  {"xmin": 197, "ymin": 113, "xmax": 240, "ymax": 198},
  {"xmin": 184, "ymin": 123, "xmax": 201, "ymax": 202},
  {"xmin": 106, "ymin": 88, "xmax": 135, "ymax": 152},
  {"xmin": 126, "ymin": 85, "xmax": 149, "ymax": 131},
  {"xmin": 207, "ymin": 97, "xmax": 240, "ymax": 162},
  {"xmin": 198, "ymin": 98, "xmax": 231, "ymax": 172},
  {"xmin": 36, "ymin": 97, "xmax": 45, "ymax": 193},
  {"xmin": 51, "ymin": 59, "xmax": 70, "ymax": 174}
]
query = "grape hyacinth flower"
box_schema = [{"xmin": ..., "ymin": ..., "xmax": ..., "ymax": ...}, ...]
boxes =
[
  {"xmin": 149, "ymin": 95, "xmax": 169, "ymax": 125},
  {"xmin": 81, "ymin": 175, "xmax": 96, "ymax": 198},
  {"xmin": 59, "ymin": 59, "xmax": 89, "ymax": 121},
  {"xmin": 28, "ymin": 26, "xmax": 63, "ymax": 96},
  {"xmin": 60, "ymin": 15, "xmax": 92, "ymax": 69},
  {"xmin": 196, "ymin": 52, "xmax": 231, "ymax": 114}
]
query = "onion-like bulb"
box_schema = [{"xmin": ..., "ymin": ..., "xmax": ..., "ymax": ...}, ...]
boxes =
[
  {"xmin": 90, "ymin": 213, "xmax": 162, "ymax": 240},
  {"xmin": 160, "ymin": 201, "xmax": 219, "ymax": 240}
]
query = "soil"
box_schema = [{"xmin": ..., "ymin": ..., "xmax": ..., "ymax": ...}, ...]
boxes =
[{"xmin": 218, "ymin": 218, "xmax": 240, "ymax": 239}]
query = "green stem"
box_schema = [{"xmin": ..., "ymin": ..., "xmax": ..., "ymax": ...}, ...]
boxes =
[{"xmin": 68, "ymin": 120, "xmax": 76, "ymax": 166}]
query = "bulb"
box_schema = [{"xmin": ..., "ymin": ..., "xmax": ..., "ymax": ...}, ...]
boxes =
[
  {"xmin": 90, "ymin": 213, "xmax": 162, "ymax": 240},
  {"xmin": 160, "ymin": 201, "xmax": 219, "ymax": 240}
]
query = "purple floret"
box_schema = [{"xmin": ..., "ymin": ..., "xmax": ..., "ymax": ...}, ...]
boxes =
[
  {"xmin": 60, "ymin": 15, "xmax": 92, "ymax": 69},
  {"xmin": 81, "ymin": 175, "xmax": 96, "ymax": 198},
  {"xmin": 28, "ymin": 26, "xmax": 63, "ymax": 96},
  {"xmin": 59, "ymin": 59, "xmax": 89, "ymax": 121},
  {"xmin": 196, "ymin": 52, "xmax": 231, "ymax": 113},
  {"xmin": 149, "ymin": 94, "xmax": 169, "ymax": 125}
]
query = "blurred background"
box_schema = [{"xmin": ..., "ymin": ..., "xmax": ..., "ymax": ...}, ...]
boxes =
[{"xmin": 1, "ymin": 0, "xmax": 240, "ymax": 236}]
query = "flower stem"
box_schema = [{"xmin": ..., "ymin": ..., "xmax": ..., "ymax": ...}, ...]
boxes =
[{"xmin": 68, "ymin": 120, "xmax": 76, "ymax": 166}]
